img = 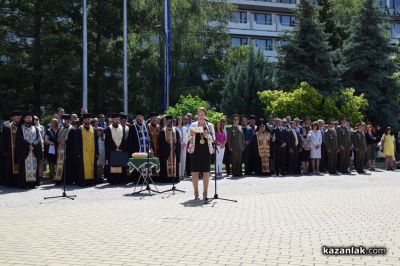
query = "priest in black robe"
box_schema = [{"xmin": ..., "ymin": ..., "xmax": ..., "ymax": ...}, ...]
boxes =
[
  {"xmin": 76, "ymin": 113, "xmax": 99, "ymax": 186},
  {"xmin": 0, "ymin": 114, "xmax": 10, "ymax": 185},
  {"xmin": 127, "ymin": 112, "xmax": 152, "ymax": 182},
  {"xmin": 248, "ymin": 122, "xmax": 271, "ymax": 176},
  {"xmin": 54, "ymin": 114, "xmax": 78, "ymax": 185},
  {"xmin": 104, "ymin": 113, "xmax": 129, "ymax": 184},
  {"xmin": 14, "ymin": 112, "xmax": 43, "ymax": 188},
  {"xmin": 1, "ymin": 111, "xmax": 22, "ymax": 187},
  {"xmin": 158, "ymin": 116, "xmax": 181, "ymax": 183},
  {"xmin": 127, "ymin": 111, "xmax": 152, "ymax": 154}
]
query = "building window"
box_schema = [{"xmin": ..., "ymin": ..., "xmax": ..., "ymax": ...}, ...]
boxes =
[
  {"xmin": 391, "ymin": 23, "xmax": 400, "ymax": 38},
  {"xmin": 232, "ymin": 11, "xmax": 248, "ymax": 24},
  {"xmin": 277, "ymin": 39, "xmax": 289, "ymax": 47},
  {"xmin": 255, "ymin": 39, "xmax": 273, "ymax": 51},
  {"xmin": 279, "ymin": 15, "xmax": 296, "ymax": 27},
  {"xmin": 254, "ymin": 13, "xmax": 273, "ymax": 25},
  {"xmin": 278, "ymin": 0, "xmax": 297, "ymax": 4},
  {"xmin": 231, "ymin": 37, "xmax": 248, "ymax": 46}
]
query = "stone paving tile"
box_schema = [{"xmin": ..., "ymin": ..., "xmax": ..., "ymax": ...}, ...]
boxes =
[{"xmin": 0, "ymin": 170, "xmax": 399, "ymax": 265}]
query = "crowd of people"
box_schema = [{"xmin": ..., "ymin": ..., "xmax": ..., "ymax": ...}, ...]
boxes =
[{"xmin": 0, "ymin": 107, "xmax": 399, "ymax": 200}]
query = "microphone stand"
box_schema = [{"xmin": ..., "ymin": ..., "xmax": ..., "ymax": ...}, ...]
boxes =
[
  {"xmin": 44, "ymin": 163, "xmax": 76, "ymax": 200},
  {"xmin": 205, "ymin": 122, "xmax": 237, "ymax": 204},
  {"xmin": 161, "ymin": 127, "xmax": 185, "ymax": 195}
]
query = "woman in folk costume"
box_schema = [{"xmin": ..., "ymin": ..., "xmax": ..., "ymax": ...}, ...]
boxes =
[
  {"xmin": 14, "ymin": 112, "xmax": 43, "ymax": 188},
  {"xmin": 187, "ymin": 107, "xmax": 215, "ymax": 201},
  {"xmin": 76, "ymin": 113, "xmax": 99, "ymax": 186},
  {"xmin": 249, "ymin": 121, "xmax": 270, "ymax": 176}
]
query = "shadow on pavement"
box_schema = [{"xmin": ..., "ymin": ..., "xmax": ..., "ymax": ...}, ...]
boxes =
[
  {"xmin": 0, "ymin": 186, "xmax": 28, "ymax": 195},
  {"xmin": 180, "ymin": 199, "xmax": 207, "ymax": 207}
]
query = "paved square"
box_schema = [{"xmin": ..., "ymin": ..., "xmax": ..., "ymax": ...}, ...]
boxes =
[{"xmin": 0, "ymin": 170, "xmax": 399, "ymax": 266}]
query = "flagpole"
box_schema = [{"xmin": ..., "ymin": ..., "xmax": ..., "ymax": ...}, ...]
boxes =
[
  {"xmin": 82, "ymin": 0, "xmax": 88, "ymax": 109},
  {"xmin": 123, "ymin": 0, "xmax": 128, "ymax": 114},
  {"xmin": 163, "ymin": 0, "xmax": 171, "ymax": 112}
]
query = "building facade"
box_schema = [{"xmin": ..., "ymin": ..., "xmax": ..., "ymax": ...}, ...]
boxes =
[{"xmin": 228, "ymin": 0, "xmax": 400, "ymax": 62}]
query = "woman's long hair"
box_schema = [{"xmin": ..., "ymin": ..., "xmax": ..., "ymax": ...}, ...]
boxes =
[{"xmin": 215, "ymin": 120, "xmax": 224, "ymax": 133}]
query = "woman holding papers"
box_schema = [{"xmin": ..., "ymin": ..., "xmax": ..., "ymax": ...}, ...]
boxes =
[{"xmin": 187, "ymin": 107, "xmax": 215, "ymax": 201}]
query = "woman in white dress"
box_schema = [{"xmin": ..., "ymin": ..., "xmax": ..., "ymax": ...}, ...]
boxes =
[{"xmin": 309, "ymin": 122, "xmax": 322, "ymax": 174}]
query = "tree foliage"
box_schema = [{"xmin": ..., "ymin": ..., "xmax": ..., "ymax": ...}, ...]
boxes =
[
  {"xmin": 317, "ymin": 0, "xmax": 342, "ymax": 50},
  {"xmin": 340, "ymin": 0, "xmax": 400, "ymax": 128},
  {"xmin": 258, "ymin": 82, "xmax": 368, "ymax": 126},
  {"xmin": 221, "ymin": 46, "xmax": 273, "ymax": 117},
  {"xmin": 276, "ymin": 0, "xmax": 338, "ymax": 94},
  {"xmin": 166, "ymin": 94, "xmax": 224, "ymax": 124},
  {"xmin": 0, "ymin": 0, "xmax": 232, "ymax": 117}
]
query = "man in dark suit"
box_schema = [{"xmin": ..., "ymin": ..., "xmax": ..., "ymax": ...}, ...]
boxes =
[
  {"xmin": 287, "ymin": 121, "xmax": 302, "ymax": 175},
  {"xmin": 272, "ymin": 118, "xmax": 288, "ymax": 176}
]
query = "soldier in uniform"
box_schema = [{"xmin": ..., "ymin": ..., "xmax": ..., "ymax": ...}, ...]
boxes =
[
  {"xmin": 336, "ymin": 117, "xmax": 352, "ymax": 174},
  {"xmin": 323, "ymin": 120, "xmax": 338, "ymax": 174},
  {"xmin": 227, "ymin": 114, "xmax": 244, "ymax": 177},
  {"xmin": 352, "ymin": 122, "xmax": 367, "ymax": 174}
]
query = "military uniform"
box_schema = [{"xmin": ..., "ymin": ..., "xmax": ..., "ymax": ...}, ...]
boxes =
[
  {"xmin": 227, "ymin": 125, "xmax": 244, "ymax": 176},
  {"xmin": 336, "ymin": 125, "xmax": 352, "ymax": 173},
  {"xmin": 352, "ymin": 129, "xmax": 367, "ymax": 173},
  {"xmin": 323, "ymin": 128, "xmax": 338, "ymax": 174}
]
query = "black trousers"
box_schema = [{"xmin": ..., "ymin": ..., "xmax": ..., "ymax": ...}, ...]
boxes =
[
  {"xmin": 243, "ymin": 144, "xmax": 251, "ymax": 174},
  {"xmin": 319, "ymin": 143, "xmax": 327, "ymax": 172},
  {"xmin": 275, "ymin": 146, "xmax": 288, "ymax": 175},
  {"xmin": 326, "ymin": 151, "xmax": 338, "ymax": 174},
  {"xmin": 288, "ymin": 148, "xmax": 300, "ymax": 175}
]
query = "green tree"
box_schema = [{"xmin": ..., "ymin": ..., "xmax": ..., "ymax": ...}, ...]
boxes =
[
  {"xmin": 331, "ymin": 0, "xmax": 362, "ymax": 38},
  {"xmin": 258, "ymin": 82, "xmax": 368, "ymax": 125},
  {"xmin": 166, "ymin": 94, "xmax": 224, "ymax": 123},
  {"xmin": 0, "ymin": 0, "xmax": 82, "ymax": 115},
  {"xmin": 340, "ymin": 0, "xmax": 400, "ymax": 128},
  {"xmin": 0, "ymin": 0, "xmax": 233, "ymax": 117},
  {"xmin": 276, "ymin": 0, "xmax": 338, "ymax": 94},
  {"xmin": 317, "ymin": 0, "xmax": 342, "ymax": 51},
  {"xmin": 221, "ymin": 46, "xmax": 273, "ymax": 116}
]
